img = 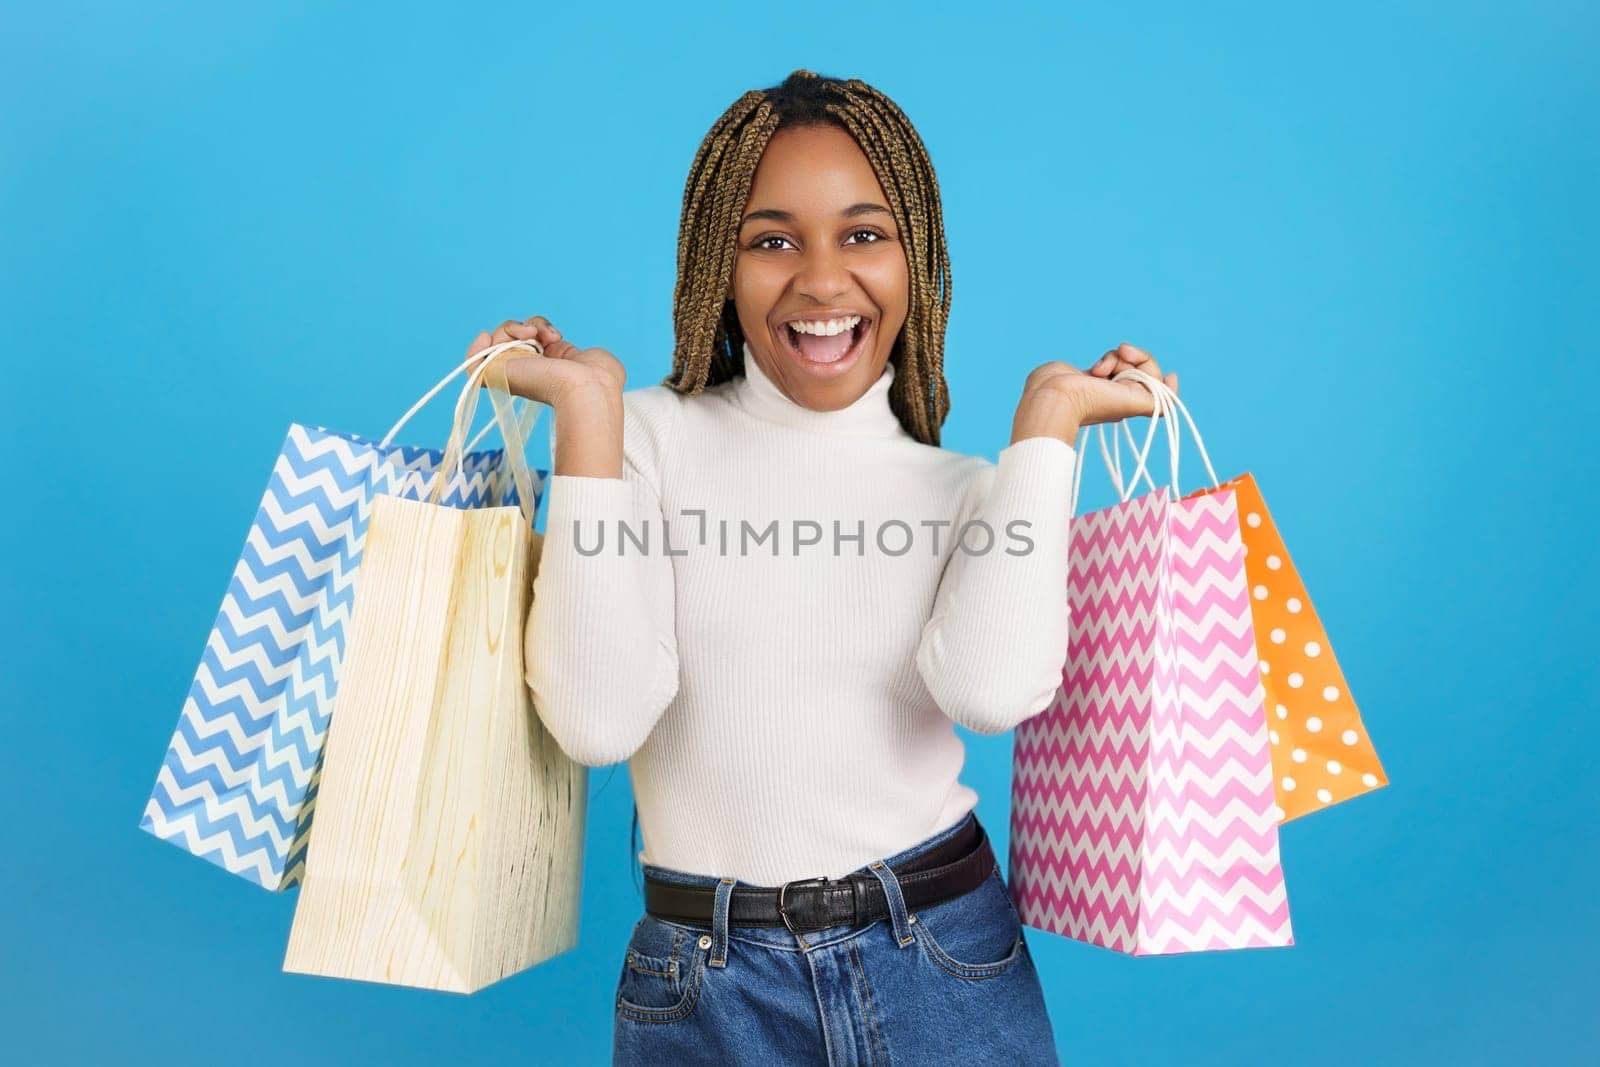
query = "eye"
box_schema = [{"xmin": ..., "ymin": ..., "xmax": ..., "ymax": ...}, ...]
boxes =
[{"xmin": 748, "ymin": 227, "xmax": 891, "ymax": 252}]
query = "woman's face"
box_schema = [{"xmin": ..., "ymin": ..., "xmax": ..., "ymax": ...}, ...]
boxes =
[{"xmin": 730, "ymin": 124, "xmax": 909, "ymax": 411}]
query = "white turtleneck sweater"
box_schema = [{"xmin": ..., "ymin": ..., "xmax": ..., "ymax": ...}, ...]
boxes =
[{"xmin": 523, "ymin": 341, "xmax": 1079, "ymax": 885}]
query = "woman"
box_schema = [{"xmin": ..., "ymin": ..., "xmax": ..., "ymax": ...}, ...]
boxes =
[{"xmin": 474, "ymin": 70, "xmax": 1177, "ymax": 1065}]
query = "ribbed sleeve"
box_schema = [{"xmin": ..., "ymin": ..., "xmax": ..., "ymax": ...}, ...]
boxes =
[
  {"xmin": 915, "ymin": 435, "xmax": 1078, "ymax": 735},
  {"xmin": 522, "ymin": 397, "xmax": 682, "ymax": 767}
]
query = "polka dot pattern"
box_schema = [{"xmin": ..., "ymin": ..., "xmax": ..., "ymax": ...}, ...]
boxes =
[{"xmin": 1182, "ymin": 472, "xmax": 1388, "ymax": 820}]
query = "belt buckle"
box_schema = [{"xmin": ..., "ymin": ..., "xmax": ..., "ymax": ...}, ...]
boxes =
[{"xmin": 778, "ymin": 875, "xmax": 840, "ymax": 935}]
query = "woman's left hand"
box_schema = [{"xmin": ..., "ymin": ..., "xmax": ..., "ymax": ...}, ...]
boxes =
[
  {"xmin": 1086, "ymin": 342, "xmax": 1176, "ymax": 402},
  {"xmin": 1011, "ymin": 343, "xmax": 1178, "ymax": 446}
]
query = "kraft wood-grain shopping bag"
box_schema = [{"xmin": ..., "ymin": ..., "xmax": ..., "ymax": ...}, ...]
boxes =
[
  {"xmin": 140, "ymin": 343, "xmax": 546, "ymax": 890},
  {"xmin": 1009, "ymin": 370, "xmax": 1293, "ymax": 956},
  {"xmin": 282, "ymin": 344, "xmax": 586, "ymax": 994}
]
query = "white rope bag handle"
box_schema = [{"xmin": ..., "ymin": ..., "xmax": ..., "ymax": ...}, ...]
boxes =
[
  {"xmin": 374, "ymin": 338, "xmax": 549, "ymax": 527},
  {"xmin": 1066, "ymin": 374, "xmax": 1171, "ymax": 515},
  {"xmin": 1065, "ymin": 367, "xmax": 1223, "ymax": 515},
  {"xmin": 433, "ymin": 340, "xmax": 547, "ymax": 527},
  {"xmin": 1105, "ymin": 367, "xmax": 1222, "ymax": 502},
  {"xmin": 379, "ymin": 338, "xmax": 543, "ymax": 450}
]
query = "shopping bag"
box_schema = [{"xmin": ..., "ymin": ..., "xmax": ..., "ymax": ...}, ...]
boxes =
[
  {"xmin": 1180, "ymin": 474, "xmax": 1388, "ymax": 820},
  {"xmin": 1106, "ymin": 403, "xmax": 1390, "ymax": 821},
  {"xmin": 282, "ymin": 345, "xmax": 586, "ymax": 993},
  {"xmin": 1009, "ymin": 370, "xmax": 1293, "ymax": 955},
  {"xmin": 140, "ymin": 345, "xmax": 546, "ymax": 891}
]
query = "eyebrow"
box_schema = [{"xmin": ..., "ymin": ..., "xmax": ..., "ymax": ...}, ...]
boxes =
[{"xmin": 739, "ymin": 202, "xmax": 892, "ymax": 228}]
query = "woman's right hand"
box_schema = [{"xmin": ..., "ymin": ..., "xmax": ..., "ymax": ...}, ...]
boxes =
[
  {"xmin": 469, "ymin": 315, "xmax": 627, "ymax": 479},
  {"xmin": 467, "ymin": 315, "xmax": 625, "ymax": 406}
]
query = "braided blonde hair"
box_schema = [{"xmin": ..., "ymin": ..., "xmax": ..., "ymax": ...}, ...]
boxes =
[{"xmin": 663, "ymin": 69, "xmax": 954, "ymax": 446}]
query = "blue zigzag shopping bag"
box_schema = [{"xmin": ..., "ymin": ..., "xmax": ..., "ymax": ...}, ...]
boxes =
[{"xmin": 139, "ymin": 340, "xmax": 548, "ymax": 890}]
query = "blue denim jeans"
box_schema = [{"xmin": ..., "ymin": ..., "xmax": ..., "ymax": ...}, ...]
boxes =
[{"xmin": 612, "ymin": 811, "xmax": 1060, "ymax": 1065}]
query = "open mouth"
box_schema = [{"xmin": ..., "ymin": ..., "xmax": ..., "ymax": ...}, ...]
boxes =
[{"xmin": 778, "ymin": 316, "xmax": 872, "ymax": 370}]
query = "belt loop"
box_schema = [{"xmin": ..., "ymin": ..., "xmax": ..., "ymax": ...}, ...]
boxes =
[
  {"xmin": 866, "ymin": 859, "xmax": 916, "ymax": 948},
  {"xmin": 709, "ymin": 877, "xmax": 736, "ymax": 968}
]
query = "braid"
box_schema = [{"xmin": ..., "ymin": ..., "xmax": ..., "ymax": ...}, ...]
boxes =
[{"xmin": 664, "ymin": 70, "xmax": 953, "ymax": 446}]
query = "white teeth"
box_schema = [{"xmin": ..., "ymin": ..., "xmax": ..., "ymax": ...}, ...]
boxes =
[{"xmin": 787, "ymin": 315, "xmax": 861, "ymax": 337}]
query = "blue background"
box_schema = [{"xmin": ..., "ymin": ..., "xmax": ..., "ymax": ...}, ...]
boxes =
[{"xmin": 3, "ymin": 2, "xmax": 1595, "ymax": 1064}]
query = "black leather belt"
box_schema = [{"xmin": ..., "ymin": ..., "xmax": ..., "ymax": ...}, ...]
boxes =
[{"xmin": 643, "ymin": 816, "xmax": 996, "ymax": 933}]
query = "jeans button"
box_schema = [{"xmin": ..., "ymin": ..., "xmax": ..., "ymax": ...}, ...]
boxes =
[{"xmin": 698, "ymin": 934, "xmax": 712, "ymax": 949}]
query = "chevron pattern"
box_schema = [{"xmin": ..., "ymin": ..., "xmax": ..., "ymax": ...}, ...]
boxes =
[
  {"xmin": 140, "ymin": 422, "xmax": 546, "ymax": 891},
  {"xmin": 1010, "ymin": 486, "xmax": 1293, "ymax": 955}
]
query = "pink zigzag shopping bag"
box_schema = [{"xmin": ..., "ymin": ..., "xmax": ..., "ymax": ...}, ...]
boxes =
[{"xmin": 1009, "ymin": 370, "xmax": 1293, "ymax": 955}]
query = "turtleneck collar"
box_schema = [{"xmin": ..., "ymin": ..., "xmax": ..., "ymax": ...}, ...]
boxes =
[{"xmin": 730, "ymin": 339, "xmax": 904, "ymax": 438}]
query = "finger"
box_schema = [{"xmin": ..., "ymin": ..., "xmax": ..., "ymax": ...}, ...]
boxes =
[
  {"xmin": 522, "ymin": 316, "xmax": 563, "ymax": 341},
  {"xmin": 465, "ymin": 330, "xmax": 492, "ymax": 359},
  {"xmin": 1087, "ymin": 370, "xmax": 1158, "ymax": 421},
  {"xmin": 490, "ymin": 323, "xmax": 539, "ymax": 349},
  {"xmin": 1107, "ymin": 356, "xmax": 1166, "ymax": 390},
  {"xmin": 1126, "ymin": 364, "xmax": 1177, "ymax": 403},
  {"xmin": 1101, "ymin": 355, "xmax": 1144, "ymax": 383},
  {"xmin": 495, "ymin": 319, "xmax": 539, "ymax": 341},
  {"xmin": 519, "ymin": 314, "xmax": 558, "ymax": 332},
  {"xmin": 1105, "ymin": 365, "xmax": 1163, "ymax": 417},
  {"xmin": 1095, "ymin": 351, "xmax": 1160, "ymax": 382},
  {"xmin": 1120, "ymin": 343, "xmax": 1165, "ymax": 384}
]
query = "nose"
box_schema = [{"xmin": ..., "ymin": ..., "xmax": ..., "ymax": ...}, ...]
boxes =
[{"xmin": 792, "ymin": 243, "xmax": 852, "ymax": 304}]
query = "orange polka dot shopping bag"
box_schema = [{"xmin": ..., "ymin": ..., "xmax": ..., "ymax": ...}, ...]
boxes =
[{"xmin": 1100, "ymin": 371, "xmax": 1389, "ymax": 823}]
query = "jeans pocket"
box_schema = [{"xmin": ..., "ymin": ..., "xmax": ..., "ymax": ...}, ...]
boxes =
[
  {"xmin": 615, "ymin": 914, "xmax": 707, "ymax": 1024},
  {"xmin": 910, "ymin": 864, "xmax": 1026, "ymax": 981}
]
